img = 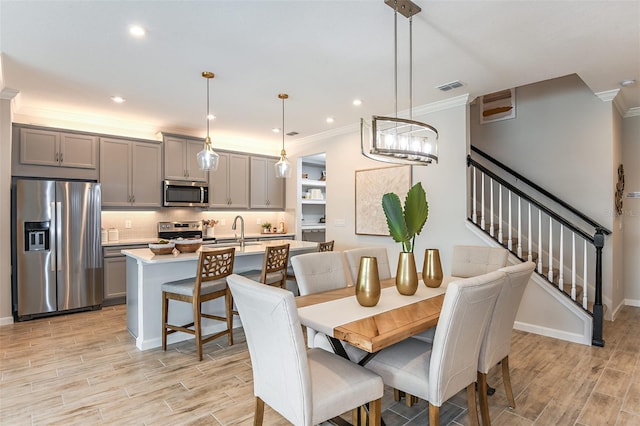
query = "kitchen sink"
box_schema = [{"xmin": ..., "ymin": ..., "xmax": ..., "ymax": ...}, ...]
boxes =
[{"xmin": 213, "ymin": 242, "xmax": 262, "ymax": 248}]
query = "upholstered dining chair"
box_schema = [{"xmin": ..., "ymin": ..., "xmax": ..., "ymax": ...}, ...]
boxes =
[
  {"xmin": 241, "ymin": 243, "xmax": 290, "ymax": 289},
  {"xmin": 343, "ymin": 246, "xmax": 392, "ymax": 284},
  {"xmin": 364, "ymin": 271, "xmax": 506, "ymax": 426},
  {"xmin": 290, "ymin": 251, "xmax": 366, "ymax": 359},
  {"xmin": 161, "ymin": 247, "xmax": 235, "ymax": 361},
  {"xmin": 227, "ymin": 274, "xmax": 383, "ymax": 426},
  {"xmin": 477, "ymin": 261, "xmax": 535, "ymax": 426},
  {"xmin": 413, "ymin": 244, "xmax": 509, "ymax": 345}
]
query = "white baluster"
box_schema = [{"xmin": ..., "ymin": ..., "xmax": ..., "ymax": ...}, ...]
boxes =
[
  {"xmin": 559, "ymin": 225, "xmax": 564, "ymax": 291},
  {"xmin": 481, "ymin": 174, "xmax": 486, "ymax": 230},
  {"xmin": 517, "ymin": 197, "xmax": 522, "ymax": 258},
  {"xmin": 489, "ymin": 178, "xmax": 494, "ymax": 237},
  {"xmin": 537, "ymin": 210, "xmax": 543, "ymax": 273},
  {"xmin": 583, "ymin": 240, "xmax": 588, "ymax": 309},
  {"xmin": 571, "ymin": 233, "xmax": 576, "ymax": 300},
  {"xmin": 498, "ymin": 185, "xmax": 503, "ymax": 242},
  {"xmin": 548, "ymin": 217, "xmax": 554, "ymax": 282},
  {"xmin": 508, "ymin": 190, "xmax": 513, "ymax": 251},
  {"xmin": 528, "ymin": 203, "xmax": 532, "ymax": 262},
  {"xmin": 472, "ymin": 166, "xmax": 477, "ymax": 223}
]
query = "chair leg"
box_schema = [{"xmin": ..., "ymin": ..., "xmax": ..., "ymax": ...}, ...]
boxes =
[
  {"xmin": 477, "ymin": 372, "xmax": 491, "ymax": 426},
  {"xmin": 429, "ymin": 403, "xmax": 440, "ymax": 426},
  {"xmin": 369, "ymin": 398, "xmax": 381, "ymax": 426},
  {"xmin": 226, "ymin": 288, "xmax": 234, "ymax": 346},
  {"xmin": 405, "ymin": 393, "xmax": 417, "ymax": 407},
  {"xmin": 467, "ymin": 383, "xmax": 480, "ymax": 426},
  {"xmin": 393, "ymin": 388, "xmax": 401, "ymax": 402},
  {"xmin": 194, "ymin": 300, "xmax": 203, "ymax": 361},
  {"xmin": 501, "ymin": 356, "xmax": 516, "ymax": 409},
  {"xmin": 162, "ymin": 292, "xmax": 168, "ymax": 351},
  {"xmin": 253, "ymin": 397, "xmax": 264, "ymax": 426}
]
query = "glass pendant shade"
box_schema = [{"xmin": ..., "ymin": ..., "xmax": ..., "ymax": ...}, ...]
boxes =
[
  {"xmin": 361, "ymin": 115, "xmax": 438, "ymax": 165},
  {"xmin": 275, "ymin": 150, "xmax": 292, "ymax": 178},
  {"xmin": 197, "ymin": 137, "xmax": 220, "ymax": 171}
]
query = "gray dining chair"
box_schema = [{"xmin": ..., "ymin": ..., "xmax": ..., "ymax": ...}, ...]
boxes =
[
  {"xmin": 290, "ymin": 251, "xmax": 367, "ymax": 361},
  {"xmin": 227, "ymin": 274, "xmax": 383, "ymax": 426},
  {"xmin": 343, "ymin": 247, "xmax": 392, "ymax": 284},
  {"xmin": 477, "ymin": 261, "xmax": 535, "ymax": 426},
  {"xmin": 364, "ymin": 271, "xmax": 506, "ymax": 426}
]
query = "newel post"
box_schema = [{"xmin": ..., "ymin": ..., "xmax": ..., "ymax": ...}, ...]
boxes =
[{"xmin": 592, "ymin": 228, "xmax": 605, "ymax": 347}]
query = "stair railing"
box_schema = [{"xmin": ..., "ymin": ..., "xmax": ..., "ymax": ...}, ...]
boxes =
[{"xmin": 467, "ymin": 147, "xmax": 611, "ymax": 347}]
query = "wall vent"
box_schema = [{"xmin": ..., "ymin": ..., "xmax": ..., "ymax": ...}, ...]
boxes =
[{"xmin": 436, "ymin": 80, "xmax": 463, "ymax": 91}]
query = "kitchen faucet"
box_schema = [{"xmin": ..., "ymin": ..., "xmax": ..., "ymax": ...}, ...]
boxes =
[{"xmin": 232, "ymin": 215, "xmax": 245, "ymax": 247}]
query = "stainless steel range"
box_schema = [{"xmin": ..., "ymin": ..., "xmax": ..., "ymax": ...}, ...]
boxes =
[{"xmin": 157, "ymin": 221, "xmax": 209, "ymax": 240}]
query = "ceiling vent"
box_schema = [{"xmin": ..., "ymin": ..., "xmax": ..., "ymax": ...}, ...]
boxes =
[{"xmin": 436, "ymin": 80, "xmax": 463, "ymax": 91}]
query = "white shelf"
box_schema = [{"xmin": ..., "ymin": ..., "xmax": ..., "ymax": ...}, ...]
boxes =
[
  {"xmin": 301, "ymin": 199, "xmax": 325, "ymax": 205},
  {"xmin": 301, "ymin": 179, "xmax": 326, "ymax": 187},
  {"xmin": 301, "ymin": 224, "xmax": 326, "ymax": 230}
]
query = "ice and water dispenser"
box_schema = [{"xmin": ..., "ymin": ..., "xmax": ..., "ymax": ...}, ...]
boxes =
[{"xmin": 24, "ymin": 222, "xmax": 50, "ymax": 252}]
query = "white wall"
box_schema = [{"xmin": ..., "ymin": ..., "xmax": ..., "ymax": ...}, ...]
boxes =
[
  {"xmin": 470, "ymin": 74, "xmax": 620, "ymax": 318},
  {"xmin": 288, "ymin": 96, "xmax": 488, "ymax": 279},
  {"xmin": 622, "ymin": 115, "xmax": 640, "ymax": 305}
]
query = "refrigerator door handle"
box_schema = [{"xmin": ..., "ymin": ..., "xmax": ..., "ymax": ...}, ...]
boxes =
[
  {"xmin": 56, "ymin": 201, "xmax": 62, "ymax": 272},
  {"xmin": 50, "ymin": 202, "xmax": 57, "ymax": 272}
]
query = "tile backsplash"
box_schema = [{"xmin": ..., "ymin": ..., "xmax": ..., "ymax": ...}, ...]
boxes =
[{"xmin": 101, "ymin": 209, "xmax": 291, "ymax": 240}]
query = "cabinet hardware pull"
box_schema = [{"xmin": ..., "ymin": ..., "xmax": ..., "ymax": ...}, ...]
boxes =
[
  {"xmin": 59, "ymin": 152, "xmax": 63, "ymax": 162},
  {"xmin": 55, "ymin": 152, "xmax": 59, "ymax": 162}
]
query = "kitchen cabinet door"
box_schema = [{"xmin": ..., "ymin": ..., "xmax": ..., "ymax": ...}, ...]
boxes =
[
  {"xmin": 20, "ymin": 128, "xmax": 97, "ymax": 169},
  {"xmin": 100, "ymin": 138, "xmax": 132, "ymax": 206},
  {"xmin": 103, "ymin": 255, "xmax": 126, "ymax": 305},
  {"xmin": 209, "ymin": 152, "xmax": 249, "ymax": 208},
  {"xmin": 163, "ymin": 136, "xmax": 207, "ymax": 182},
  {"xmin": 131, "ymin": 142, "xmax": 162, "ymax": 207},
  {"xmin": 250, "ymin": 156, "xmax": 284, "ymax": 209},
  {"xmin": 185, "ymin": 139, "xmax": 207, "ymax": 182}
]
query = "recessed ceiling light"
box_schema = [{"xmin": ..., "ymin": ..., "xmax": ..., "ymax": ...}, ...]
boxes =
[
  {"xmin": 352, "ymin": 99, "xmax": 362, "ymax": 106},
  {"xmin": 272, "ymin": 127, "xmax": 281, "ymax": 133},
  {"xmin": 326, "ymin": 117, "xmax": 335, "ymax": 124},
  {"xmin": 620, "ymin": 79, "xmax": 636, "ymax": 87},
  {"xmin": 129, "ymin": 25, "xmax": 146, "ymax": 37},
  {"xmin": 111, "ymin": 96, "xmax": 126, "ymax": 103},
  {"xmin": 207, "ymin": 114, "xmax": 215, "ymax": 120}
]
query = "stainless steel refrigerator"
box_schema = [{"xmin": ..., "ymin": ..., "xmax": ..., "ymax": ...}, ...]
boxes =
[{"xmin": 12, "ymin": 179, "xmax": 103, "ymax": 321}]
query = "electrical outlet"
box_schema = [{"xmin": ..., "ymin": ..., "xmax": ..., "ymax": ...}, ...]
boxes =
[
  {"xmin": 257, "ymin": 218, "xmax": 262, "ymax": 224},
  {"xmin": 125, "ymin": 220, "xmax": 132, "ymax": 229}
]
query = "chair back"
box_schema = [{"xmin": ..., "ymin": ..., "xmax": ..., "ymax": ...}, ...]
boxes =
[
  {"xmin": 428, "ymin": 271, "xmax": 505, "ymax": 406},
  {"xmin": 343, "ymin": 247, "xmax": 392, "ymax": 283},
  {"xmin": 196, "ymin": 247, "xmax": 235, "ymax": 296},
  {"xmin": 450, "ymin": 245, "xmax": 508, "ymax": 278},
  {"xmin": 318, "ymin": 240, "xmax": 335, "ymax": 252},
  {"xmin": 261, "ymin": 243, "xmax": 290, "ymax": 284},
  {"xmin": 478, "ymin": 261, "xmax": 535, "ymax": 374},
  {"xmin": 227, "ymin": 274, "xmax": 312, "ymax": 425},
  {"xmin": 291, "ymin": 251, "xmax": 348, "ymax": 296}
]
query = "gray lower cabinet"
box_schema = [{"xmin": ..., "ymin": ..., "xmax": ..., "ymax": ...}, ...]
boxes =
[
  {"xmin": 210, "ymin": 152, "xmax": 249, "ymax": 208},
  {"xmin": 163, "ymin": 136, "xmax": 207, "ymax": 182},
  {"xmin": 103, "ymin": 245, "xmax": 145, "ymax": 305},
  {"xmin": 250, "ymin": 156, "xmax": 285, "ymax": 209},
  {"xmin": 100, "ymin": 137, "xmax": 162, "ymax": 207}
]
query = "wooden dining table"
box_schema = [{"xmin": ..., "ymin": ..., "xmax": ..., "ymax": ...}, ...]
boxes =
[{"xmin": 295, "ymin": 276, "xmax": 456, "ymax": 355}]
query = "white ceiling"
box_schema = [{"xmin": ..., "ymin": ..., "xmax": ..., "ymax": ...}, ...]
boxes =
[{"xmin": 1, "ymin": 0, "xmax": 638, "ymax": 148}]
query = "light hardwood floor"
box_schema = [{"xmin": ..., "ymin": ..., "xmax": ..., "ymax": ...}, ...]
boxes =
[{"xmin": 1, "ymin": 304, "xmax": 639, "ymax": 425}]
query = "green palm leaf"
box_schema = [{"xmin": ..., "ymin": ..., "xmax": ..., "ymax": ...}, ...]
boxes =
[
  {"xmin": 381, "ymin": 181, "xmax": 429, "ymax": 253},
  {"xmin": 382, "ymin": 192, "xmax": 409, "ymax": 247}
]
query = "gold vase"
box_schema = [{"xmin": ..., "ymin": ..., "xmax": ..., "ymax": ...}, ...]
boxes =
[
  {"xmin": 422, "ymin": 248, "xmax": 444, "ymax": 288},
  {"xmin": 396, "ymin": 252, "xmax": 418, "ymax": 296},
  {"xmin": 356, "ymin": 256, "xmax": 381, "ymax": 307}
]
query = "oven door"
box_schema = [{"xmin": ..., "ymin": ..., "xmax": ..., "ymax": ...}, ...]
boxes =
[{"xmin": 163, "ymin": 180, "xmax": 209, "ymax": 207}]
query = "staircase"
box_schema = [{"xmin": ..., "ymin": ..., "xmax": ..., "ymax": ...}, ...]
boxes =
[{"xmin": 467, "ymin": 147, "xmax": 611, "ymax": 346}]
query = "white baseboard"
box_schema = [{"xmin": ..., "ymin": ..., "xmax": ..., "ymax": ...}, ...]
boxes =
[
  {"xmin": 612, "ymin": 300, "xmax": 626, "ymax": 320},
  {"xmin": 514, "ymin": 320, "xmax": 591, "ymax": 346},
  {"xmin": 625, "ymin": 298, "xmax": 640, "ymax": 307},
  {"xmin": 0, "ymin": 316, "xmax": 14, "ymax": 326}
]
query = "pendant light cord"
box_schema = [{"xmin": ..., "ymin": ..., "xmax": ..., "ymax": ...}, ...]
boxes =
[
  {"xmin": 394, "ymin": 1, "xmax": 398, "ymax": 120},
  {"xmin": 409, "ymin": 14, "xmax": 413, "ymax": 121},
  {"xmin": 282, "ymin": 96, "xmax": 285, "ymax": 151},
  {"xmin": 206, "ymin": 77, "xmax": 210, "ymax": 139}
]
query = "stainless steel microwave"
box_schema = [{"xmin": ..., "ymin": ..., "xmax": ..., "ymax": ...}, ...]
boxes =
[{"xmin": 163, "ymin": 180, "xmax": 209, "ymax": 207}]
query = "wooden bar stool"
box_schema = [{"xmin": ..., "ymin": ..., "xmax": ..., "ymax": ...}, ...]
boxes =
[
  {"xmin": 241, "ymin": 243, "xmax": 290, "ymax": 289},
  {"xmin": 161, "ymin": 247, "xmax": 235, "ymax": 361}
]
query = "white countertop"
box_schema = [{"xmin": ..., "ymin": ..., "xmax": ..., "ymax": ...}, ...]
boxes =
[
  {"xmin": 121, "ymin": 239, "xmax": 317, "ymax": 264},
  {"xmin": 102, "ymin": 233, "xmax": 296, "ymax": 247}
]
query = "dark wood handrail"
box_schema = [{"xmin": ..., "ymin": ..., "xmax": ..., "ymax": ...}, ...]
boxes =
[{"xmin": 470, "ymin": 146, "xmax": 612, "ymax": 235}]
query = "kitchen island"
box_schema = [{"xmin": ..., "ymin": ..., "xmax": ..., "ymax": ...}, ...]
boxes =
[{"xmin": 122, "ymin": 239, "xmax": 318, "ymax": 350}]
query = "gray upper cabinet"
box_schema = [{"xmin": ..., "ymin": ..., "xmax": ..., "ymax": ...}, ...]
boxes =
[
  {"xmin": 100, "ymin": 137, "xmax": 162, "ymax": 208},
  {"xmin": 163, "ymin": 136, "xmax": 207, "ymax": 182},
  {"xmin": 209, "ymin": 152, "xmax": 249, "ymax": 208},
  {"xmin": 250, "ymin": 156, "xmax": 285, "ymax": 209},
  {"xmin": 20, "ymin": 128, "xmax": 97, "ymax": 169}
]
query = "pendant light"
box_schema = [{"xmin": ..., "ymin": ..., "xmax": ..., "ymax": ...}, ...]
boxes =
[
  {"xmin": 361, "ymin": 0, "xmax": 439, "ymax": 165},
  {"xmin": 196, "ymin": 71, "xmax": 220, "ymax": 171},
  {"xmin": 274, "ymin": 93, "xmax": 292, "ymax": 178}
]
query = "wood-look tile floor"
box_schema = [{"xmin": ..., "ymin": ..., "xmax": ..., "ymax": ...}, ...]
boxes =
[{"xmin": 1, "ymin": 304, "xmax": 639, "ymax": 425}]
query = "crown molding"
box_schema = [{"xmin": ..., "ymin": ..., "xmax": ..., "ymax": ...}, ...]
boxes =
[
  {"xmin": 595, "ymin": 88, "xmax": 620, "ymax": 103},
  {"xmin": 624, "ymin": 107, "xmax": 640, "ymax": 118},
  {"xmin": 0, "ymin": 88, "xmax": 19, "ymax": 100}
]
